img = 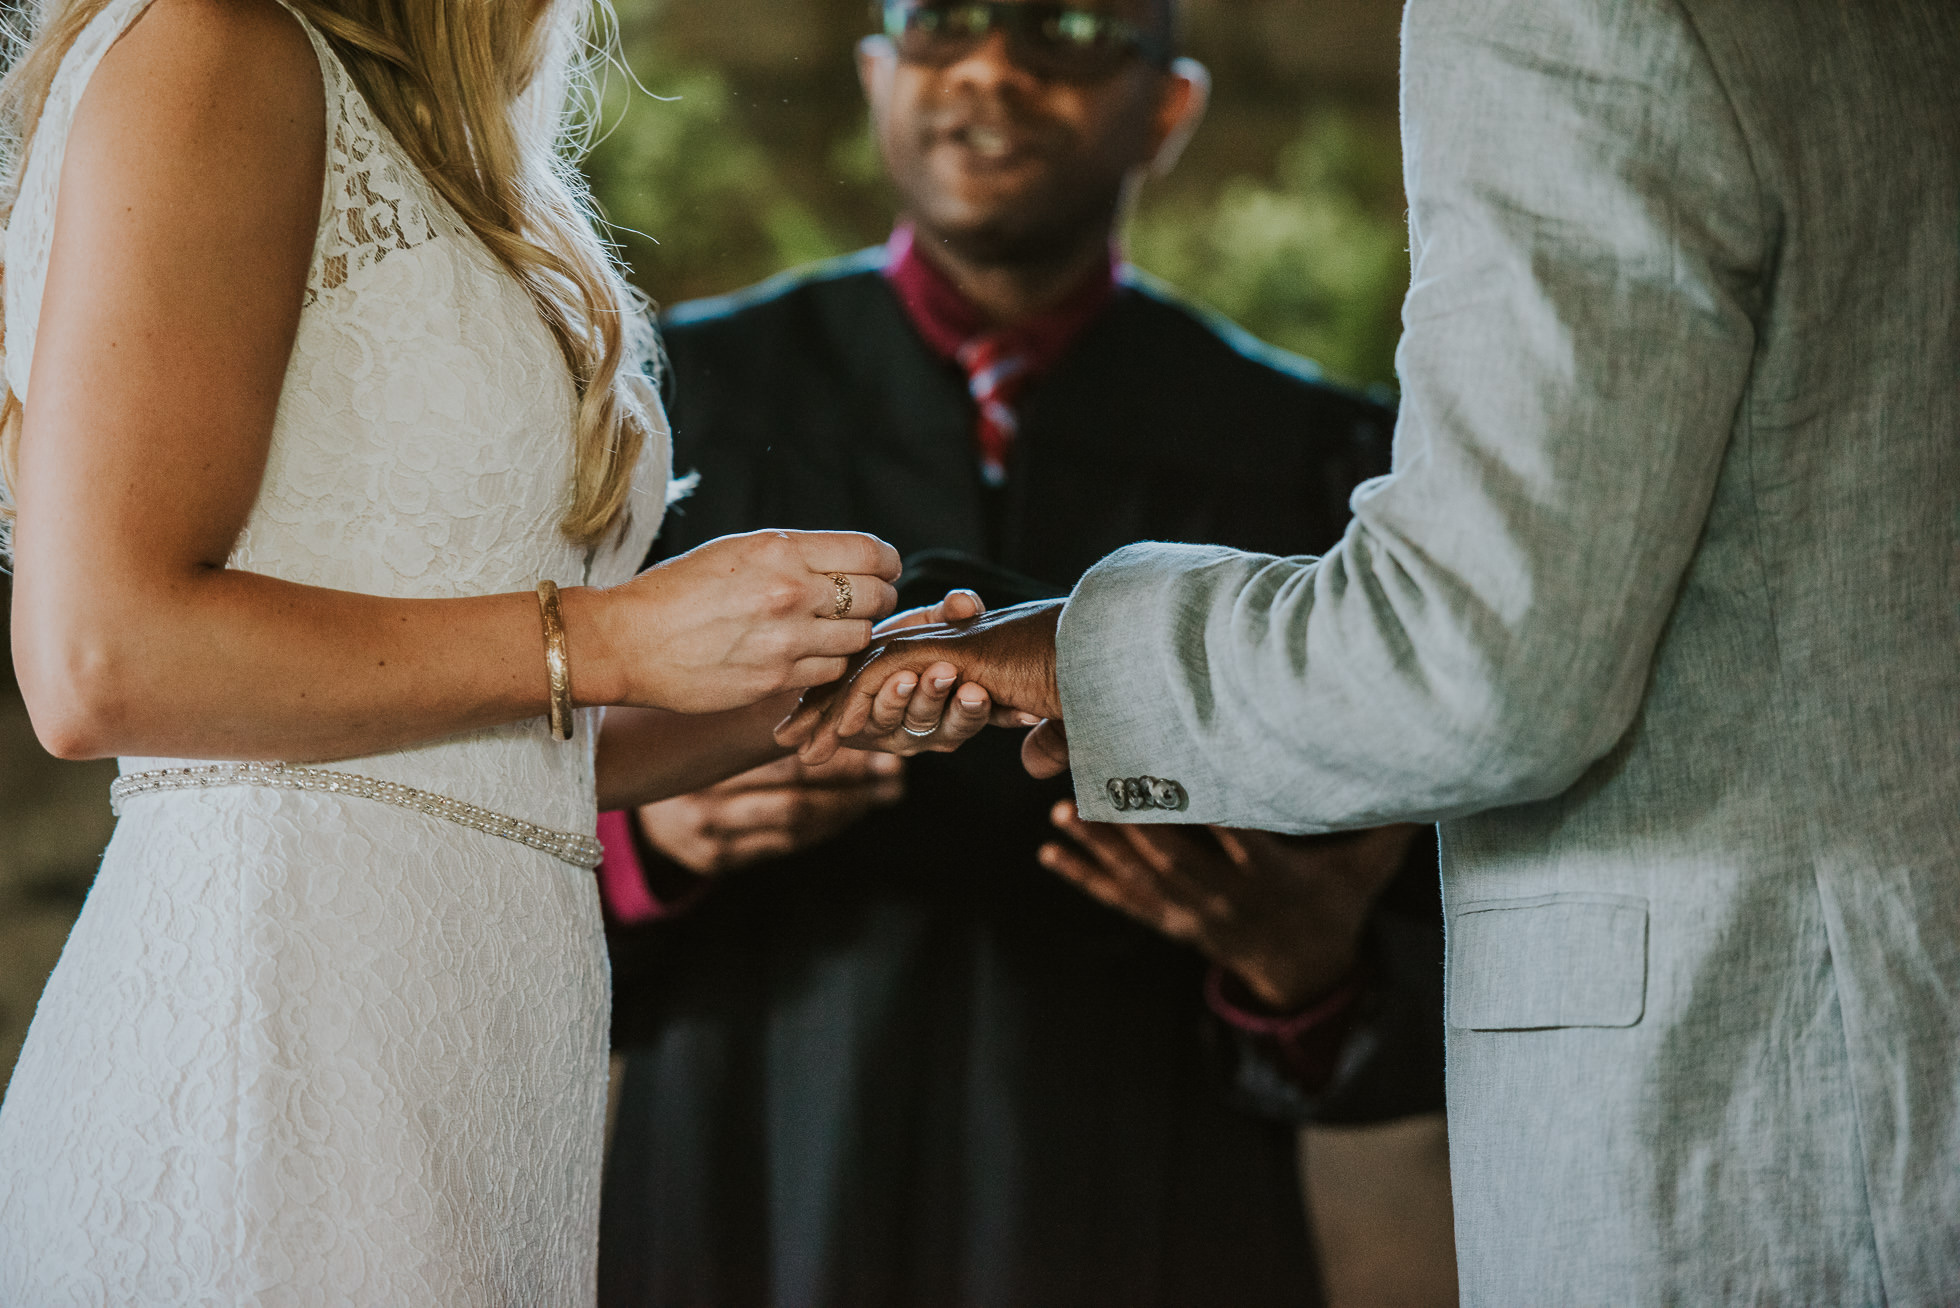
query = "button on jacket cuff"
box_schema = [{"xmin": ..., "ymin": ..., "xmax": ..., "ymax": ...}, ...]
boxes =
[{"xmin": 1056, "ymin": 540, "xmax": 1243, "ymax": 824}]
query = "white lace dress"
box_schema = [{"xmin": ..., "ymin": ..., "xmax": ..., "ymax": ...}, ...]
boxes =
[{"xmin": 0, "ymin": 2, "xmax": 668, "ymax": 1302}]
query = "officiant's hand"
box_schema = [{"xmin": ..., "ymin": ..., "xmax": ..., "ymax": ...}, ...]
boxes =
[
  {"xmin": 1040, "ymin": 813, "xmax": 1417, "ymax": 1010},
  {"xmin": 776, "ymin": 598, "xmax": 1065, "ymax": 766},
  {"xmin": 637, "ymin": 749, "xmax": 907, "ymax": 875}
]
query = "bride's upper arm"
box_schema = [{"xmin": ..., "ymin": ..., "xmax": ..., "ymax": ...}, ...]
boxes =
[{"xmin": 10, "ymin": 0, "xmax": 324, "ymax": 662}]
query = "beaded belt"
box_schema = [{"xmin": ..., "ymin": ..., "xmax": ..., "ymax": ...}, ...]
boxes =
[{"xmin": 109, "ymin": 762, "xmax": 605, "ymax": 870}]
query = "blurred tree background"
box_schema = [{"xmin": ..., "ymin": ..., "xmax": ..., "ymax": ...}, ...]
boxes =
[
  {"xmin": 0, "ymin": 0, "xmax": 1408, "ymax": 1084},
  {"xmin": 586, "ymin": 0, "xmax": 1409, "ymax": 386}
]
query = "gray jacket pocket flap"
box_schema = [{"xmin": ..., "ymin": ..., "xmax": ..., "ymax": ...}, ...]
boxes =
[{"xmin": 1448, "ymin": 893, "xmax": 1648, "ymax": 1030}]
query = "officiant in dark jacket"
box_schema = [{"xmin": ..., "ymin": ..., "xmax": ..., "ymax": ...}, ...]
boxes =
[{"xmin": 597, "ymin": 4, "xmax": 1447, "ymax": 1305}]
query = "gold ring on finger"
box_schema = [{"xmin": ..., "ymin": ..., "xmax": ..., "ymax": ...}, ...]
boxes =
[{"xmin": 829, "ymin": 573, "xmax": 853, "ymax": 620}]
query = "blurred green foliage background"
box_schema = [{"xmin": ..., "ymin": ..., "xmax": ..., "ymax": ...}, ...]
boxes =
[{"xmin": 585, "ymin": 0, "xmax": 1410, "ymax": 386}]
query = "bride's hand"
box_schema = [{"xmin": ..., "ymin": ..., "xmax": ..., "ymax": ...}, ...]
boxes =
[{"xmin": 580, "ymin": 529, "xmax": 901, "ymax": 714}]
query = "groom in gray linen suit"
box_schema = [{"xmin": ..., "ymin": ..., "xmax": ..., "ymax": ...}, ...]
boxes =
[{"xmin": 789, "ymin": 0, "xmax": 1960, "ymax": 1300}]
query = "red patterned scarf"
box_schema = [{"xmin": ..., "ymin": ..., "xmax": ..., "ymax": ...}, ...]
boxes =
[{"xmin": 883, "ymin": 223, "xmax": 1118, "ymax": 488}]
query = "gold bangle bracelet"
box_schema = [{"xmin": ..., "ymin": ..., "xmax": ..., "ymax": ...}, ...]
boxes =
[{"xmin": 536, "ymin": 580, "xmax": 575, "ymax": 742}]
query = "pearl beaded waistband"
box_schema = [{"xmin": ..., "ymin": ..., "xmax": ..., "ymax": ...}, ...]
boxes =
[{"xmin": 109, "ymin": 761, "xmax": 605, "ymax": 869}]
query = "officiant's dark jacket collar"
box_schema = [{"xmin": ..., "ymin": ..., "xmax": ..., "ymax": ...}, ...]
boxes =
[{"xmin": 657, "ymin": 244, "xmax": 1392, "ymax": 582}]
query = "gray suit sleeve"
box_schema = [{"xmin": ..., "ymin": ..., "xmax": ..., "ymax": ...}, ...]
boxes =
[{"xmin": 1058, "ymin": 0, "xmax": 1770, "ymax": 830}]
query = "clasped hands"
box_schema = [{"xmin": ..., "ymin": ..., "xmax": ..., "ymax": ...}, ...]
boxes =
[
  {"xmin": 774, "ymin": 593, "xmax": 1071, "ymax": 777},
  {"xmin": 662, "ymin": 586, "xmax": 1413, "ymax": 1012}
]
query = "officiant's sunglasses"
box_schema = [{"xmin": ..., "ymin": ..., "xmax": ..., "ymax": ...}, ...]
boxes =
[{"xmin": 876, "ymin": 0, "xmax": 1173, "ymax": 82}]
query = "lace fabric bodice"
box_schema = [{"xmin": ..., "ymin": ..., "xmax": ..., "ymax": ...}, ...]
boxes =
[
  {"xmin": 0, "ymin": 4, "xmax": 672, "ymax": 1302},
  {"xmin": 2, "ymin": 0, "xmax": 670, "ymax": 832}
]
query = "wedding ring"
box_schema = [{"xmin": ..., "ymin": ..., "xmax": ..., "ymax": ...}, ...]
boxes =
[
  {"xmin": 901, "ymin": 722, "xmax": 939, "ymax": 738},
  {"xmin": 829, "ymin": 573, "xmax": 853, "ymax": 620}
]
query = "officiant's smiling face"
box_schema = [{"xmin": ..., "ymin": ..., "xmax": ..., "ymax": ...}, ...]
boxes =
[{"xmin": 858, "ymin": 0, "xmax": 1207, "ymax": 266}]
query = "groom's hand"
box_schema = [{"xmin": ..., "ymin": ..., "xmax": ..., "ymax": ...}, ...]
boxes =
[{"xmin": 775, "ymin": 598, "xmax": 1066, "ymax": 766}]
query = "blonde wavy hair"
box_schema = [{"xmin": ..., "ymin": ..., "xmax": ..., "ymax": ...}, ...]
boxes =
[{"xmin": 0, "ymin": 0, "xmax": 651, "ymax": 556}]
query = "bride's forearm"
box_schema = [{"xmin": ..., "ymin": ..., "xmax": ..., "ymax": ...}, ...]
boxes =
[
  {"xmin": 12, "ymin": 523, "xmax": 900, "ymax": 765},
  {"xmin": 6, "ymin": 0, "xmax": 906, "ymax": 773},
  {"xmin": 11, "ymin": 565, "xmax": 608, "ymax": 763},
  {"xmin": 593, "ymin": 694, "xmax": 797, "ymax": 812}
]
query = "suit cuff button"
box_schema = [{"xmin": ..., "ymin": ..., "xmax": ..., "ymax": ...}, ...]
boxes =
[{"xmin": 1106, "ymin": 778, "xmax": 1131, "ymax": 811}]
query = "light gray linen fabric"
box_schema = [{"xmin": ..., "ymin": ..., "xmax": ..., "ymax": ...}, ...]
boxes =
[{"xmin": 1054, "ymin": 0, "xmax": 1960, "ymax": 1301}]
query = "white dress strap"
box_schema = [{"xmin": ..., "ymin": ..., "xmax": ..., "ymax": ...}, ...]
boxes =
[
  {"xmin": 0, "ymin": 0, "xmax": 437, "ymax": 398},
  {"xmin": 3, "ymin": 0, "xmax": 156, "ymax": 401},
  {"xmin": 269, "ymin": 3, "xmax": 453, "ymax": 306}
]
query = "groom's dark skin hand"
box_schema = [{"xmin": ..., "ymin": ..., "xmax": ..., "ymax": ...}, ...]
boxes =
[
  {"xmin": 778, "ymin": 602, "xmax": 1420, "ymax": 1010},
  {"xmin": 776, "ymin": 599, "xmax": 1068, "ymax": 775}
]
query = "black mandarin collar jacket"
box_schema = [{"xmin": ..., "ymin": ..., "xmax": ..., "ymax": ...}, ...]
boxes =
[{"xmin": 600, "ymin": 253, "xmax": 1443, "ymax": 1308}]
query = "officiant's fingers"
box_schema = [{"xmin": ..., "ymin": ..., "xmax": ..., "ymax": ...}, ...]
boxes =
[
  {"xmin": 709, "ymin": 749, "xmax": 901, "ymax": 794},
  {"xmin": 1117, "ymin": 826, "xmax": 1223, "ymax": 894},
  {"xmin": 1118, "ymin": 827, "xmax": 1238, "ymax": 922},
  {"xmin": 1051, "ymin": 812, "xmax": 1211, "ymax": 917},
  {"xmin": 702, "ymin": 753, "xmax": 812, "ymax": 793},
  {"xmin": 707, "ymin": 828, "xmax": 803, "ymax": 867},
  {"xmin": 1039, "ymin": 840, "xmax": 1135, "ymax": 910},
  {"xmin": 1052, "ymin": 808, "xmax": 1157, "ymax": 887},
  {"xmin": 700, "ymin": 779, "xmax": 905, "ymax": 837},
  {"xmin": 802, "ymin": 749, "xmax": 905, "ymax": 787},
  {"xmin": 1038, "ymin": 839, "xmax": 1183, "ymax": 939}
]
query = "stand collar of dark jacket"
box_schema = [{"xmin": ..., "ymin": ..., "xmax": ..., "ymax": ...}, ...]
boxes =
[{"xmin": 881, "ymin": 222, "xmax": 1120, "ymax": 380}]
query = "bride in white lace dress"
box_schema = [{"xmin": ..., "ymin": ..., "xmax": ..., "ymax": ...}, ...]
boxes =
[{"xmin": 0, "ymin": 0, "xmax": 988, "ymax": 1300}]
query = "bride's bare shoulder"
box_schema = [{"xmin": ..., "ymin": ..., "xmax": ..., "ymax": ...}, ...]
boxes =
[
  {"xmin": 55, "ymin": 0, "xmax": 326, "ymax": 251},
  {"xmin": 76, "ymin": 0, "xmax": 325, "ymax": 165}
]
